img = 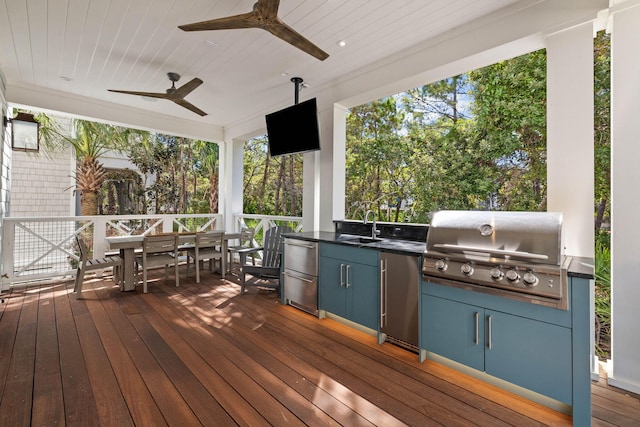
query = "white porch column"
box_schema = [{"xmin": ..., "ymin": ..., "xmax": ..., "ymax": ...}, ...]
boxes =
[
  {"xmin": 609, "ymin": 0, "xmax": 640, "ymax": 394},
  {"xmin": 546, "ymin": 21, "xmax": 597, "ymax": 382},
  {"xmin": 302, "ymin": 103, "xmax": 347, "ymax": 231},
  {"xmin": 546, "ymin": 22, "xmax": 595, "ymax": 258},
  {"xmin": 220, "ymin": 137, "xmax": 244, "ymax": 232}
]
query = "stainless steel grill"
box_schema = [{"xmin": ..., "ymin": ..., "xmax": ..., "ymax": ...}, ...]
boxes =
[{"xmin": 422, "ymin": 211, "xmax": 571, "ymax": 310}]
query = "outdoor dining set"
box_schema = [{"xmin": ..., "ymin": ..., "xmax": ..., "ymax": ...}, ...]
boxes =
[{"xmin": 72, "ymin": 227, "xmax": 288, "ymax": 299}]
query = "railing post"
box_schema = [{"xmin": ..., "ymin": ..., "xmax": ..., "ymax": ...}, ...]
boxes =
[
  {"xmin": 1, "ymin": 220, "xmax": 16, "ymax": 290},
  {"xmin": 93, "ymin": 218, "xmax": 107, "ymax": 258}
]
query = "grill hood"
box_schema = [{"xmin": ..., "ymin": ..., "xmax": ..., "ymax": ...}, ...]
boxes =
[{"xmin": 426, "ymin": 211, "xmax": 564, "ymax": 266}]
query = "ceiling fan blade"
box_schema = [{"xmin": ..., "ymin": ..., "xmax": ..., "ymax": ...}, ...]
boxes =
[
  {"xmin": 173, "ymin": 99, "xmax": 208, "ymax": 117},
  {"xmin": 107, "ymin": 89, "xmax": 168, "ymax": 99},
  {"xmin": 168, "ymin": 78, "xmax": 204, "ymax": 99},
  {"xmin": 178, "ymin": 12, "xmax": 258, "ymax": 32},
  {"xmin": 266, "ymin": 20, "xmax": 329, "ymax": 61},
  {"xmin": 254, "ymin": 0, "xmax": 281, "ymax": 19}
]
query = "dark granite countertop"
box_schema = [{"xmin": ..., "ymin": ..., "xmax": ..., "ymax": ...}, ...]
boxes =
[
  {"xmin": 284, "ymin": 232, "xmax": 596, "ymax": 279},
  {"xmin": 283, "ymin": 231, "xmax": 426, "ymax": 256}
]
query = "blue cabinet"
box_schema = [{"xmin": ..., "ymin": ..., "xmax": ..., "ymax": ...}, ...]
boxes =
[
  {"xmin": 318, "ymin": 243, "xmax": 379, "ymax": 330},
  {"xmin": 421, "ymin": 283, "xmax": 573, "ymax": 405}
]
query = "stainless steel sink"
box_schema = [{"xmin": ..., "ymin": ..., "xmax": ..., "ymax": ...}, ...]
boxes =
[{"xmin": 358, "ymin": 237, "xmax": 382, "ymax": 243}]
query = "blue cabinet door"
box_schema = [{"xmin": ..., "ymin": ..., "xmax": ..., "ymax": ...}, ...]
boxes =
[
  {"xmin": 485, "ymin": 310, "xmax": 572, "ymax": 405},
  {"xmin": 421, "ymin": 295, "xmax": 484, "ymax": 371},
  {"xmin": 346, "ymin": 262, "xmax": 379, "ymax": 330},
  {"xmin": 318, "ymin": 256, "xmax": 347, "ymax": 318}
]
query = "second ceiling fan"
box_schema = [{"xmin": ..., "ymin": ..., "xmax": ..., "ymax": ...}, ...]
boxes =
[
  {"xmin": 179, "ymin": 0, "xmax": 329, "ymax": 61},
  {"xmin": 108, "ymin": 72, "xmax": 207, "ymax": 116}
]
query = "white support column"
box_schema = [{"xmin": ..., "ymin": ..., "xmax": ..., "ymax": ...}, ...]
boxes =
[
  {"xmin": 546, "ymin": 21, "xmax": 597, "ymax": 383},
  {"xmin": 302, "ymin": 103, "xmax": 347, "ymax": 232},
  {"xmin": 220, "ymin": 137, "xmax": 245, "ymax": 232},
  {"xmin": 609, "ymin": 1, "xmax": 640, "ymax": 395},
  {"xmin": 546, "ymin": 22, "xmax": 595, "ymax": 258}
]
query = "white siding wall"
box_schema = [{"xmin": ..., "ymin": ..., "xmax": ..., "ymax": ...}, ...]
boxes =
[{"xmin": 9, "ymin": 147, "xmax": 75, "ymax": 217}]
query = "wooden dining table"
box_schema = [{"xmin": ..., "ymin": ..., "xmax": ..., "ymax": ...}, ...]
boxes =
[{"xmin": 106, "ymin": 231, "xmax": 242, "ymax": 291}]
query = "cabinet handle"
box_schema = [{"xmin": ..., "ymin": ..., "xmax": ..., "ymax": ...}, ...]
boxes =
[
  {"xmin": 474, "ymin": 312, "xmax": 479, "ymax": 346},
  {"xmin": 283, "ymin": 271, "xmax": 314, "ymax": 283},
  {"xmin": 340, "ymin": 264, "xmax": 345, "ymax": 287},
  {"xmin": 345, "ymin": 265, "xmax": 351, "ymax": 288},
  {"xmin": 380, "ymin": 259, "xmax": 387, "ymax": 327},
  {"xmin": 285, "ymin": 240, "xmax": 316, "ymax": 249},
  {"xmin": 487, "ymin": 315, "xmax": 492, "ymax": 350}
]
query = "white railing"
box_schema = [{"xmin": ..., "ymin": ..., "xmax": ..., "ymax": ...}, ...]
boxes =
[
  {"xmin": 232, "ymin": 214, "xmax": 303, "ymax": 239},
  {"xmin": 1, "ymin": 213, "xmax": 303, "ymax": 288},
  {"xmin": 1, "ymin": 214, "xmax": 221, "ymax": 288}
]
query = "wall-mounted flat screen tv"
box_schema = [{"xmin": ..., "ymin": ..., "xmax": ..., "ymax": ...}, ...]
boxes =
[{"xmin": 265, "ymin": 98, "xmax": 321, "ymax": 157}]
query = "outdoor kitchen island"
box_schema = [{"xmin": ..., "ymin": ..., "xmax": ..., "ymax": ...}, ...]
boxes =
[{"xmin": 283, "ymin": 219, "xmax": 593, "ymax": 425}]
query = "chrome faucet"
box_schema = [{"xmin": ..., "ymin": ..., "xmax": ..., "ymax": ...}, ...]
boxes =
[{"xmin": 364, "ymin": 210, "xmax": 380, "ymax": 239}]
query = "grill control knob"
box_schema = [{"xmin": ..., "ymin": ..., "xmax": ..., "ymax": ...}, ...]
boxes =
[
  {"xmin": 523, "ymin": 272, "xmax": 538, "ymax": 286},
  {"xmin": 489, "ymin": 267, "xmax": 503, "ymax": 280},
  {"xmin": 434, "ymin": 259, "xmax": 448, "ymax": 272},
  {"xmin": 505, "ymin": 269, "xmax": 520, "ymax": 282},
  {"xmin": 461, "ymin": 263, "xmax": 474, "ymax": 276}
]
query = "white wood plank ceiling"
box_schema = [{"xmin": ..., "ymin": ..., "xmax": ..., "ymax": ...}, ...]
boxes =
[{"xmin": 0, "ymin": 0, "xmax": 521, "ymax": 133}]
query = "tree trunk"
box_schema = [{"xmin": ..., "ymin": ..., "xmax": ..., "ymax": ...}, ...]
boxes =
[
  {"xmin": 258, "ymin": 155, "xmax": 270, "ymax": 214},
  {"xmin": 209, "ymin": 173, "xmax": 219, "ymax": 213},
  {"xmin": 595, "ymin": 198, "xmax": 607, "ymax": 232},
  {"xmin": 81, "ymin": 191, "xmax": 99, "ymax": 216}
]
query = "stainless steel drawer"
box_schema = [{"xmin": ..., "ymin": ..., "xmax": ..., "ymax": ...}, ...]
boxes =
[
  {"xmin": 283, "ymin": 269, "xmax": 318, "ymax": 315},
  {"xmin": 284, "ymin": 238, "xmax": 318, "ymax": 276}
]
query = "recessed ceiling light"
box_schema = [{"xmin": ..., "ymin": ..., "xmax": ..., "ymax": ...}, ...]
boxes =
[
  {"xmin": 60, "ymin": 76, "xmax": 72, "ymax": 82},
  {"xmin": 206, "ymin": 40, "xmax": 218, "ymax": 47},
  {"xmin": 336, "ymin": 40, "xmax": 347, "ymax": 48}
]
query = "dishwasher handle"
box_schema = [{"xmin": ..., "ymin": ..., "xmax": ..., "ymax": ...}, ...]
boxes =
[{"xmin": 380, "ymin": 258, "xmax": 387, "ymax": 327}]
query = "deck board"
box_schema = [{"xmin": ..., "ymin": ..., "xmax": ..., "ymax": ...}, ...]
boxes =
[{"xmin": 0, "ymin": 266, "xmax": 638, "ymax": 426}]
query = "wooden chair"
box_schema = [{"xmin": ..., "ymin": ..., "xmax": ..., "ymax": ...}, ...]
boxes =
[
  {"xmin": 227, "ymin": 227, "xmax": 255, "ymax": 268},
  {"xmin": 74, "ymin": 235, "xmax": 122, "ymax": 299},
  {"xmin": 239, "ymin": 225, "xmax": 291, "ymax": 294},
  {"xmin": 185, "ymin": 231, "xmax": 225, "ymax": 283},
  {"xmin": 135, "ymin": 234, "xmax": 179, "ymax": 293}
]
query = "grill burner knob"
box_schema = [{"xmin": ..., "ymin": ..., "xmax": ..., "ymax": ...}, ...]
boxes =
[
  {"xmin": 489, "ymin": 267, "xmax": 503, "ymax": 280},
  {"xmin": 435, "ymin": 259, "xmax": 448, "ymax": 271},
  {"xmin": 523, "ymin": 272, "xmax": 538, "ymax": 286},
  {"xmin": 505, "ymin": 269, "xmax": 520, "ymax": 282},
  {"xmin": 461, "ymin": 263, "xmax": 474, "ymax": 276}
]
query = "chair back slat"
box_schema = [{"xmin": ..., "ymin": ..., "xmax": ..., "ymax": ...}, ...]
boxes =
[
  {"xmin": 239, "ymin": 228, "xmax": 255, "ymax": 248},
  {"xmin": 143, "ymin": 234, "xmax": 178, "ymax": 254},
  {"xmin": 76, "ymin": 235, "xmax": 89, "ymax": 263},
  {"xmin": 261, "ymin": 226, "xmax": 291, "ymax": 268},
  {"xmin": 196, "ymin": 231, "xmax": 224, "ymax": 248}
]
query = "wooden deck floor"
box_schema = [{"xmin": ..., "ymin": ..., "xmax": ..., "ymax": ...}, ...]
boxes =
[{"xmin": 0, "ymin": 267, "xmax": 638, "ymax": 426}]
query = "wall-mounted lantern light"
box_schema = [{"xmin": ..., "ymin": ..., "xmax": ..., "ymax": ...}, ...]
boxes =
[{"xmin": 3, "ymin": 112, "xmax": 40, "ymax": 152}]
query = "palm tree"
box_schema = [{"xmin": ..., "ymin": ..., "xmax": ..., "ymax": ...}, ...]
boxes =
[
  {"xmin": 39, "ymin": 115, "xmax": 148, "ymax": 215},
  {"xmin": 194, "ymin": 140, "xmax": 220, "ymax": 213}
]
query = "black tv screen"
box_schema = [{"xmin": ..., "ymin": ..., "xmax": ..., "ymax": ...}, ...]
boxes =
[{"xmin": 265, "ymin": 98, "xmax": 321, "ymax": 157}]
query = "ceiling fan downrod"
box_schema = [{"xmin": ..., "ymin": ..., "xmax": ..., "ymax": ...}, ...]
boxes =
[{"xmin": 291, "ymin": 77, "xmax": 303, "ymax": 104}]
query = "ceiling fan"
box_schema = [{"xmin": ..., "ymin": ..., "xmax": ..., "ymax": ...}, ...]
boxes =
[
  {"xmin": 178, "ymin": 0, "xmax": 329, "ymax": 61},
  {"xmin": 108, "ymin": 72, "xmax": 207, "ymax": 116}
]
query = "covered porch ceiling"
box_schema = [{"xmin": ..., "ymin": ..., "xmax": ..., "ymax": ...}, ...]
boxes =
[{"xmin": 0, "ymin": 0, "xmax": 608, "ymax": 142}]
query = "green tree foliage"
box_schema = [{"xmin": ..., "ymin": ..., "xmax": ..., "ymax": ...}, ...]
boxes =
[
  {"xmin": 594, "ymin": 31, "xmax": 611, "ymax": 231},
  {"xmin": 346, "ymin": 51, "xmax": 549, "ymax": 222},
  {"xmin": 38, "ymin": 117, "xmax": 148, "ymax": 215},
  {"xmin": 126, "ymin": 134, "xmax": 220, "ymax": 215},
  {"xmin": 243, "ymin": 137, "xmax": 303, "ymax": 216},
  {"xmin": 469, "ymin": 49, "xmax": 548, "ymax": 211}
]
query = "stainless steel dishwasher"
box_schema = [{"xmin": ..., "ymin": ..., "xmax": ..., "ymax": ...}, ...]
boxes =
[
  {"xmin": 283, "ymin": 238, "xmax": 318, "ymax": 315},
  {"xmin": 379, "ymin": 251, "xmax": 420, "ymax": 352}
]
